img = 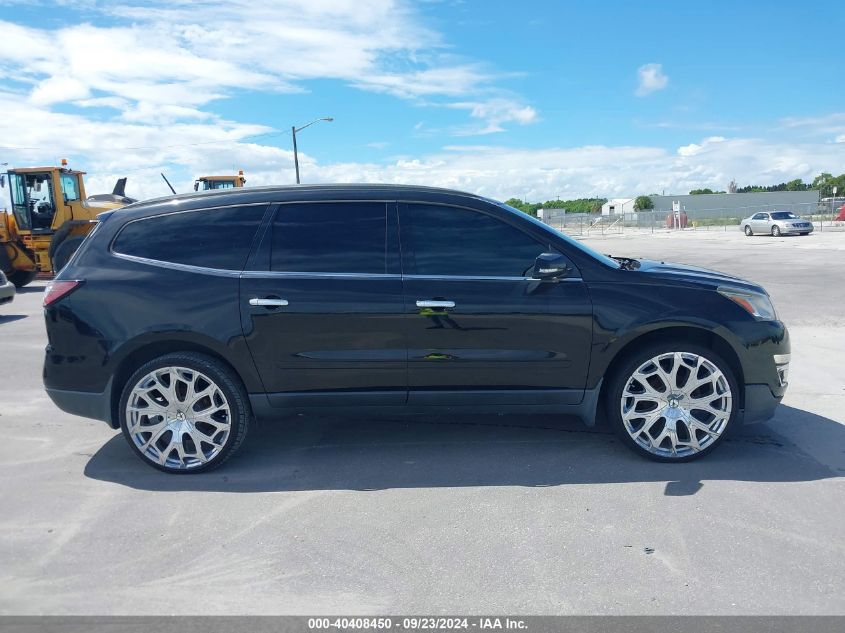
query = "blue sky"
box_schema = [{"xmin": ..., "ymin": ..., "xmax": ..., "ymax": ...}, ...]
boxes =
[{"xmin": 0, "ymin": 0, "xmax": 843, "ymax": 201}]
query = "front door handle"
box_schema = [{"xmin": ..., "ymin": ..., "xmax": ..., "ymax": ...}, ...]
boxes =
[
  {"xmin": 416, "ymin": 300, "xmax": 456, "ymax": 308},
  {"xmin": 249, "ymin": 297, "xmax": 289, "ymax": 307}
]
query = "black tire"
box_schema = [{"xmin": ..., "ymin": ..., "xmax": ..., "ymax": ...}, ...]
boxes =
[
  {"xmin": 8, "ymin": 269, "xmax": 37, "ymax": 288},
  {"xmin": 800, "ymin": 232, "xmax": 810, "ymax": 236},
  {"xmin": 51, "ymin": 236, "xmax": 85, "ymax": 273},
  {"xmin": 606, "ymin": 342, "xmax": 739, "ymax": 462},
  {"xmin": 771, "ymin": 225, "xmax": 781, "ymax": 237},
  {"xmin": 118, "ymin": 352, "xmax": 250, "ymax": 473},
  {"xmin": 743, "ymin": 225, "xmax": 752, "ymax": 236}
]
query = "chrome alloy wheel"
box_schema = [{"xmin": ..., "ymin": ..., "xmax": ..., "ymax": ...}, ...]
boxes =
[
  {"xmin": 125, "ymin": 366, "xmax": 232, "ymax": 470},
  {"xmin": 620, "ymin": 352, "xmax": 732, "ymax": 458}
]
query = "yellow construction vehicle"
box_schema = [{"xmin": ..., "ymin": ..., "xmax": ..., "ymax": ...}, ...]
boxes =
[
  {"xmin": 0, "ymin": 162, "xmax": 133, "ymax": 287},
  {"xmin": 194, "ymin": 170, "xmax": 246, "ymax": 191}
]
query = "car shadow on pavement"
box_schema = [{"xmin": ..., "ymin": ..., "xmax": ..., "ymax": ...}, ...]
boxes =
[
  {"xmin": 84, "ymin": 405, "xmax": 843, "ymax": 495},
  {"xmin": 0, "ymin": 314, "xmax": 27, "ymax": 325}
]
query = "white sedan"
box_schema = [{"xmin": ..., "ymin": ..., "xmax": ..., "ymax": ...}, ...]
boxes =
[{"xmin": 741, "ymin": 211, "xmax": 814, "ymax": 236}]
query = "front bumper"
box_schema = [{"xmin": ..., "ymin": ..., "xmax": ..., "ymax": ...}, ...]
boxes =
[
  {"xmin": 741, "ymin": 384, "xmax": 783, "ymax": 423},
  {"xmin": 0, "ymin": 280, "xmax": 14, "ymax": 305},
  {"xmin": 45, "ymin": 377, "xmax": 116, "ymax": 428},
  {"xmin": 781, "ymin": 224, "xmax": 814, "ymax": 234}
]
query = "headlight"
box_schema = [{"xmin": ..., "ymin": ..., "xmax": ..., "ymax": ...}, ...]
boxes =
[{"xmin": 718, "ymin": 287, "xmax": 777, "ymax": 320}]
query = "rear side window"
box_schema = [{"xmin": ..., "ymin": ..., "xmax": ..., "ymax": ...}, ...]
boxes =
[
  {"xmin": 113, "ymin": 205, "xmax": 267, "ymax": 270},
  {"xmin": 403, "ymin": 204, "xmax": 547, "ymax": 277},
  {"xmin": 271, "ymin": 202, "xmax": 387, "ymax": 274}
]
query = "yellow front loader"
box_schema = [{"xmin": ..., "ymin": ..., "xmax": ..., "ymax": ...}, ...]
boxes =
[
  {"xmin": 194, "ymin": 170, "xmax": 246, "ymax": 191},
  {"xmin": 0, "ymin": 164, "xmax": 133, "ymax": 287}
]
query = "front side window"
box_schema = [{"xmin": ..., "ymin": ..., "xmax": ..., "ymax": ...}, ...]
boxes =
[
  {"xmin": 60, "ymin": 174, "xmax": 81, "ymax": 202},
  {"xmin": 404, "ymin": 204, "xmax": 548, "ymax": 277},
  {"xmin": 113, "ymin": 205, "xmax": 267, "ymax": 270},
  {"xmin": 271, "ymin": 202, "xmax": 387, "ymax": 274}
]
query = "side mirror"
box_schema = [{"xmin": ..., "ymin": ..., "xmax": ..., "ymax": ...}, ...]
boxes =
[
  {"xmin": 193, "ymin": 181, "xmax": 199, "ymax": 191},
  {"xmin": 532, "ymin": 252, "xmax": 572, "ymax": 281},
  {"xmin": 0, "ymin": 175, "xmax": 5, "ymax": 188}
]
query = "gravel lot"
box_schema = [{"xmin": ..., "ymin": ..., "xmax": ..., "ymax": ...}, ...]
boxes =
[{"xmin": 1, "ymin": 229, "xmax": 843, "ymax": 615}]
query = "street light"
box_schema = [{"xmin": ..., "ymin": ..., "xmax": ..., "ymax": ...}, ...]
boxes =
[{"xmin": 292, "ymin": 117, "xmax": 333, "ymax": 184}]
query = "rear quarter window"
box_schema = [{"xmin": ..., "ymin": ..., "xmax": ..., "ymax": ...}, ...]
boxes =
[{"xmin": 113, "ymin": 205, "xmax": 267, "ymax": 271}]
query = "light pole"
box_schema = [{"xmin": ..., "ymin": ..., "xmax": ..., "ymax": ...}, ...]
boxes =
[{"xmin": 292, "ymin": 117, "xmax": 333, "ymax": 184}]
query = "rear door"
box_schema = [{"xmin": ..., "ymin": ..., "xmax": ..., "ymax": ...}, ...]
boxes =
[
  {"xmin": 240, "ymin": 200, "xmax": 406, "ymax": 408},
  {"xmin": 399, "ymin": 202, "xmax": 592, "ymax": 406}
]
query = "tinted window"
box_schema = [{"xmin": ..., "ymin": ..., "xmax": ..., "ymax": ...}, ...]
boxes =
[
  {"xmin": 271, "ymin": 202, "xmax": 386, "ymax": 274},
  {"xmin": 405, "ymin": 204, "xmax": 547, "ymax": 277},
  {"xmin": 114, "ymin": 205, "xmax": 266, "ymax": 270},
  {"xmin": 771, "ymin": 212, "xmax": 796, "ymax": 220}
]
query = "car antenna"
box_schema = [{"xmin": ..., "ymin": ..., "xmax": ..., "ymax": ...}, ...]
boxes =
[{"xmin": 160, "ymin": 173, "xmax": 177, "ymax": 195}]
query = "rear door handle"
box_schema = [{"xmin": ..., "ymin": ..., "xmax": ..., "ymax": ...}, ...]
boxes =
[
  {"xmin": 249, "ymin": 297, "xmax": 289, "ymax": 307},
  {"xmin": 416, "ymin": 300, "xmax": 456, "ymax": 308}
]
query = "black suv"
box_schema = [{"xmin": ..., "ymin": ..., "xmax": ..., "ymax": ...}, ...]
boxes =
[{"xmin": 43, "ymin": 185, "xmax": 790, "ymax": 472}]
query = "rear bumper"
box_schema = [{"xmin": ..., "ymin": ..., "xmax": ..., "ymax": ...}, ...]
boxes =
[
  {"xmin": 741, "ymin": 384, "xmax": 783, "ymax": 424},
  {"xmin": 0, "ymin": 280, "xmax": 14, "ymax": 305},
  {"xmin": 45, "ymin": 378, "xmax": 115, "ymax": 428}
]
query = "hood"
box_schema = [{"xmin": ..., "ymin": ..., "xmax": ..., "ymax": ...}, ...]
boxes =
[{"xmin": 632, "ymin": 259, "xmax": 766, "ymax": 294}]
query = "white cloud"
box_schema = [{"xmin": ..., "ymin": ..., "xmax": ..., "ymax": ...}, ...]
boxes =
[
  {"xmin": 0, "ymin": 1, "xmax": 535, "ymax": 134},
  {"xmin": 448, "ymin": 99, "xmax": 538, "ymax": 135},
  {"xmin": 635, "ymin": 63, "xmax": 669, "ymax": 97}
]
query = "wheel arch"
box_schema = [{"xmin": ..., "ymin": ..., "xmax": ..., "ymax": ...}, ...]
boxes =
[
  {"xmin": 108, "ymin": 339, "xmax": 251, "ymax": 430},
  {"xmin": 596, "ymin": 325, "xmax": 746, "ymax": 416}
]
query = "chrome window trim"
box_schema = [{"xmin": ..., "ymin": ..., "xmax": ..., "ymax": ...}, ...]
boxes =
[
  {"xmin": 241, "ymin": 270, "xmax": 401, "ymax": 280},
  {"xmin": 403, "ymin": 274, "xmax": 583, "ymax": 282},
  {"xmin": 240, "ymin": 270, "xmax": 582, "ymax": 282},
  {"xmin": 111, "ymin": 252, "xmax": 242, "ymax": 277}
]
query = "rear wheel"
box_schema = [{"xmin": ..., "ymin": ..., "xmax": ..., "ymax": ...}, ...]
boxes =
[
  {"xmin": 51, "ymin": 236, "xmax": 85, "ymax": 273},
  {"xmin": 606, "ymin": 343, "xmax": 738, "ymax": 462},
  {"xmin": 118, "ymin": 352, "xmax": 250, "ymax": 473},
  {"xmin": 8, "ymin": 269, "xmax": 37, "ymax": 288},
  {"xmin": 743, "ymin": 225, "xmax": 752, "ymax": 236},
  {"xmin": 771, "ymin": 225, "xmax": 781, "ymax": 237},
  {"xmin": 800, "ymin": 232, "xmax": 810, "ymax": 236}
]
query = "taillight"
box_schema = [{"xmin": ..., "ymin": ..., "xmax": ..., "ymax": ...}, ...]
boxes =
[{"xmin": 43, "ymin": 280, "xmax": 83, "ymax": 307}]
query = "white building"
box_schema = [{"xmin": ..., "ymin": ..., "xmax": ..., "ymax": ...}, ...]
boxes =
[{"xmin": 601, "ymin": 198, "xmax": 637, "ymax": 215}]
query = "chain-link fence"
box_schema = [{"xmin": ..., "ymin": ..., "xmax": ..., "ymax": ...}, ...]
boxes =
[{"xmin": 538, "ymin": 202, "xmax": 845, "ymax": 236}]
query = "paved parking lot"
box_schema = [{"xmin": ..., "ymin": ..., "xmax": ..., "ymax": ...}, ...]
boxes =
[{"xmin": 0, "ymin": 229, "xmax": 843, "ymax": 615}]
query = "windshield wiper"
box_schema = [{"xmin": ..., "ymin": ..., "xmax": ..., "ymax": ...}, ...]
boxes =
[{"xmin": 609, "ymin": 256, "xmax": 641, "ymax": 270}]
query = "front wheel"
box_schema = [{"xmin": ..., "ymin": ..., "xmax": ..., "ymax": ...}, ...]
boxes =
[
  {"xmin": 8, "ymin": 269, "xmax": 37, "ymax": 288},
  {"xmin": 744, "ymin": 225, "xmax": 753, "ymax": 236},
  {"xmin": 118, "ymin": 352, "xmax": 250, "ymax": 473},
  {"xmin": 606, "ymin": 344, "xmax": 738, "ymax": 462},
  {"xmin": 771, "ymin": 225, "xmax": 781, "ymax": 237}
]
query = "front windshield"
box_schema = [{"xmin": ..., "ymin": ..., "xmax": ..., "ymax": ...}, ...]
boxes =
[
  {"xmin": 771, "ymin": 211, "xmax": 797, "ymax": 220},
  {"xmin": 495, "ymin": 201, "xmax": 621, "ymax": 269},
  {"xmin": 202, "ymin": 180, "xmax": 235, "ymax": 190}
]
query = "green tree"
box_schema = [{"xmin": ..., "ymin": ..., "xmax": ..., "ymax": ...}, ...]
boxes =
[
  {"xmin": 634, "ymin": 195, "xmax": 654, "ymax": 210},
  {"xmin": 689, "ymin": 188, "xmax": 715, "ymax": 195},
  {"xmin": 812, "ymin": 172, "xmax": 845, "ymax": 197}
]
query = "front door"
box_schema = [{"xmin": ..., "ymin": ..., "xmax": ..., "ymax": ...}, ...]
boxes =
[
  {"xmin": 240, "ymin": 201, "xmax": 406, "ymax": 408},
  {"xmin": 399, "ymin": 202, "xmax": 592, "ymax": 406}
]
